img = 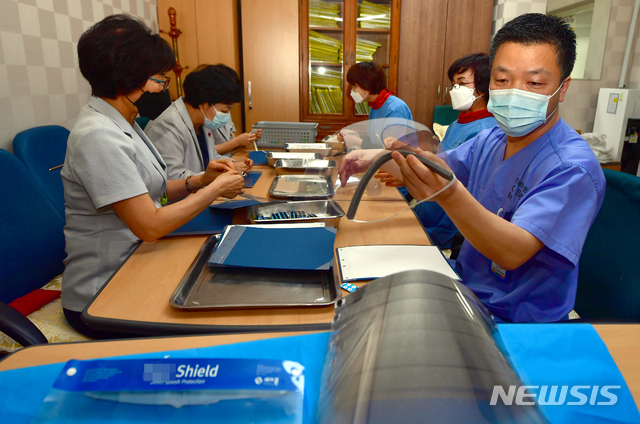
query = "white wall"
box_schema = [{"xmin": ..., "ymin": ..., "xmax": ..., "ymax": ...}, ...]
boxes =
[
  {"xmin": 0, "ymin": 0, "xmax": 159, "ymax": 152},
  {"xmin": 494, "ymin": 0, "xmax": 640, "ymax": 134}
]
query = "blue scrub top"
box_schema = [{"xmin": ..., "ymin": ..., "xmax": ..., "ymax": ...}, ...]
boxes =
[
  {"xmin": 365, "ymin": 95, "xmax": 413, "ymax": 148},
  {"xmin": 443, "ymin": 119, "xmax": 605, "ymax": 323},
  {"xmin": 440, "ymin": 116, "xmax": 498, "ymax": 151}
]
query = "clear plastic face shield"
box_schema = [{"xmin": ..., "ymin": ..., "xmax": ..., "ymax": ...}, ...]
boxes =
[{"xmin": 265, "ymin": 118, "xmax": 455, "ymax": 224}]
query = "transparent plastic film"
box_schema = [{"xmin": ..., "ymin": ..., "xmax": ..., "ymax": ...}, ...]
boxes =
[
  {"xmin": 316, "ymin": 269, "xmax": 547, "ymax": 424},
  {"xmin": 33, "ymin": 358, "xmax": 305, "ymax": 424},
  {"xmin": 332, "ymin": 118, "xmax": 455, "ymax": 224}
]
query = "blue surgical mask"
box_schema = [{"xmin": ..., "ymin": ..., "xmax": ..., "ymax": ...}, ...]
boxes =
[
  {"xmin": 487, "ymin": 83, "xmax": 563, "ymax": 137},
  {"xmin": 201, "ymin": 104, "xmax": 231, "ymax": 130}
]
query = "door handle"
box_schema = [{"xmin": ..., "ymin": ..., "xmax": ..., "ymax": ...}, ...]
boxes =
[
  {"xmin": 248, "ymin": 81, "xmax": 252, "ymax": 110},
  {"xmin": 437, "ymin": 84, "xmax": 441, "ymax": 99},
  {"xmin": 351, "ymin": 51, "xmax": 354, "ymax": 65}
]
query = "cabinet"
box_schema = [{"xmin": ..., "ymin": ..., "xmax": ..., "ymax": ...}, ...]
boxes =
[
  {"xmin": 241, "ymin": 0, "xmax": 300, "ymax": 129},
  {"xmin": 157, "ymin": 0, "xmax": 299, "ymax": 132},
  {"xmin": 397, "ymin": 0, "xmax": 494, "ymax": 128},
  {"xmin": 299, "ymin": 0, "xmax": 401, "ymax": 141}
]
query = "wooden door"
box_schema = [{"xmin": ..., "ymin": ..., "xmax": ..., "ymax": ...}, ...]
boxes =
[
  {"xmin": 440, "ymin": 0, "xmax": 494, "ymax": 105},
  {"xmin": 195, "ymin": 0, "xmax": 242, "ymax": 130},
  {"xmin": 241, "ymin": 0, "xmax": 300, "ymax": 129},
  {"xmin": 397, "ymin": 0, "xmax": 448, "ymax": 128}
]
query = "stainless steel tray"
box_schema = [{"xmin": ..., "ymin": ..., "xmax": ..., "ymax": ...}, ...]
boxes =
[
  {"xmin": 170, "ymin": 235, "xmax": 340, "ymax": 310},
  {"xmin": 269, "ymin": 175, "xmax": 334, "ymax": 199},
  {"xmin": 284, "ymin": 143, "xmax": 332, "ymax": 156},
  {"xmin": 247, "ymin": 200, "xmax": 344, "ymax": 227},
  {"xmin": 273, "ymin": 159, "xmax": 336, "ymax": 175},
  {"xmin": 266, "ymin": 152, "xmax": 322, "ymax": 166}
]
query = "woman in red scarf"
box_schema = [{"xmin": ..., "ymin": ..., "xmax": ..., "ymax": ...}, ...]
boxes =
[{"xmin": 338, "ymin": 62, "xmax": 413, "ymax": 149}]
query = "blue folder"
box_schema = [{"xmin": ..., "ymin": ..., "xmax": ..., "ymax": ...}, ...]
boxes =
[
  {"xmin": 208, "ymin": 225, "xmax": 337, "ymax": 270},
  {"xmin": 248, "ymin": 150, "xmax": 268, "ymax": 165},
  {"xmin": 0, "ymin": 324, "xmax": 638, "ymax": 424},
  {"xmin": 209, "ymin": 198, "xmax": 263, "ymax": 210},
  {"xmin": 165, "ymin": 208, "xmax": 234, "ymax": 236},
  {"xmin": 244, "ymin": 171, "xmax": 262, "ymax": 188}
]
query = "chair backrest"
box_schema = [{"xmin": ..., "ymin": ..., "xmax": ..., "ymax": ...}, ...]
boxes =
[
  {"xmin": 575, "ymin": 169, "xmax": 640, "ymax": 321},
  {"xmin": 0, "ymin": 149, "xmax": 66, "ymax": 304},
  {"xmin": 135, "ymin": 116, "xmax": 151, "ymax": 130},
  {"xmin": 12, "ymin": 125, "xmax": 70, "ymax": 220},
  {"xmin": 433, "ymin": 105, "xmax": 460, "ymax": 126}
]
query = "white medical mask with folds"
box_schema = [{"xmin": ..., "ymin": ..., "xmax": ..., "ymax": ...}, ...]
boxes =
[
  {"xmin": 449, "ymin": 84, "xmax": 482, "ymax": 111},
  {"xmin": 202, "ymin": 104, "xmax": 231, "ymax": 130},
  {"xmin": 487, "ymin": 83, "xmax": 563, "ymax": 137},
  {"xmin": 350, "ymin": 89, "xmax": 367, "ymax": 104}
]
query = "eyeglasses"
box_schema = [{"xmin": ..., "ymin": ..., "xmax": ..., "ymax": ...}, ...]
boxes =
[
  {"xmin": 445, "ymin": 81, "xmax": 474, "ymax": 91},
  {"xmin": 148, "ymin": 76, "xmax": 171, "ymax": 91}
]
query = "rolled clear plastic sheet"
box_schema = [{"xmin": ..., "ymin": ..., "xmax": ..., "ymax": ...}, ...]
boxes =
[{"xmin": 317, "ymin": 270, "xmax": 547, "ymax": 424}]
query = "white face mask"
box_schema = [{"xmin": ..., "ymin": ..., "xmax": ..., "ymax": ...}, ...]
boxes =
[
  {"xmin": 350, "ymin": 89, "xmax": 367, "ymax": 104},
  {"xmin": 449, "ymin": 84, "xmax": 482, "ymax": 111}
]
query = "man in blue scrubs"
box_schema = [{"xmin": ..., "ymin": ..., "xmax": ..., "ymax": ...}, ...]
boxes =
[{"xmin": 340, "ymin": 14, "xmax": 606, "ymax": 323}]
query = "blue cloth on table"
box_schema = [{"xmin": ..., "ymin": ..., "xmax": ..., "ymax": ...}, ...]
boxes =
[{"xmin": 0, "ymin": 324, "xmax": 637, "ymax": 424}]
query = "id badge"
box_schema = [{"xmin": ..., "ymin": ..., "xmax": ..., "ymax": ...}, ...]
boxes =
[{"xmin": 491, "ymin": 261, "xmax": 506, "ymax": 279}]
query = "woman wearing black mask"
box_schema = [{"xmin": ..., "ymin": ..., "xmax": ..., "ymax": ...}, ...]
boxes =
[{"xmin": 60, "ymin": 15, "xmax": 245, "ymax": 338}]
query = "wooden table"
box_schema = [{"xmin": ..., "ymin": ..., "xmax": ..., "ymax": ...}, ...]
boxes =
[
  {"xmin": 1, "ymin": 324, "xmax": 638, "ymax": 408},
  {"xmin": 82, "ymin": 152, "xmax": 431, "ymax": 335}
]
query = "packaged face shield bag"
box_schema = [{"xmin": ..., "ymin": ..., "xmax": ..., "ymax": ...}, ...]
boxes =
[{"xmin": 33, "ymin": 358, "xmax": 304, "ymax": 424}]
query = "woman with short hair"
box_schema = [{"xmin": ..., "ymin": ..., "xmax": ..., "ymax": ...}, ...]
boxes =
[
  {"xmin": 61, "ymin": 15, "xmax": 244, "ymax": 337},
  {"xmin": 145, "ymin": 64, "xmax": 255, "ymax": 180},
  {"xmin": 339, "ymin": 61, "xmax": 413, "ymax": 149}
]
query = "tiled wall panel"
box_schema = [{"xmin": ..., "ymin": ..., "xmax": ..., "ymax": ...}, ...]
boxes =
[{"xmin": 0, "ymin": 0, "xmax": 158, "ymax": 151}]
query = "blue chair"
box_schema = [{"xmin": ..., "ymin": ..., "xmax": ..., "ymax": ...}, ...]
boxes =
[
  {"xmin": 0, "ymin": 149, "xmax": 67, "ymax": 346},
  {"xmin": 574, "ymin": 169, "xmax": 640, "ymax": 321},
  {"xmin": 135, "ymin": 116, "xmax": 151, "ymax": 130},
  {"xmin": 433, "ymin": 105, "xmax": 460, "ymax": 126},
  {"xmin": 13, "ymin": 125, "xmax": 70, "ymax": 220}
]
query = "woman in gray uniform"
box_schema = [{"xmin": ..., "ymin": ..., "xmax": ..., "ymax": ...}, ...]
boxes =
[
  {"xmin": 61, "ymin": 15, "xmax": 245, "ymax": 337},
  {"xmin": 145, "ymin": 64, "xmax": 257, "ymax": 176}
]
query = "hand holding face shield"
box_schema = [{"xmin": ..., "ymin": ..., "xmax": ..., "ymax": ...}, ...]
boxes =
[{"xmin": 335, "ymin": 119, "xmax": 457, "ymax": 223}]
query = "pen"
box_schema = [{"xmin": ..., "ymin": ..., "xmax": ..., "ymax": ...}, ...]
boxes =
[{"xmin": 250, "ymin": 129, "xmax": 258, "ymax": 151}]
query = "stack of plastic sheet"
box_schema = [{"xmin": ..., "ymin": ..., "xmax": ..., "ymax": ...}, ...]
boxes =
[
  {"xmin": 358, "ymin": 0, "xmax": 391, "ymax": 29},
  {"xmin": 310, "ymin": 68, "xmax": 343, "ymax": 114},
  {"xmin": 309, "ymin": 0, "xmax": 340, "ymax": 28},
  {"xmin": 309, "ymin": 30, "xmax": 343, "ymax": 63}
]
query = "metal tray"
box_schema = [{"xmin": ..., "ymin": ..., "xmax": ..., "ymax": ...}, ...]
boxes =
[
  {"xmin": 170, "ymin": 235, "xmax": 340, "ymax": 310},
  {"xmin": 284, "ymin": 143, "xmax": 332, "ymax": 156},
  {"xmin": 273, "ymin": 159, "xmax": 336, "ymax": 175},
  {"xmin": 266, "ymin": 152, "xmax": 322, "ymax": 166},
  {"xmin": 247, "ymin": 200, "xmax": 344, "ymax": 227},
  {"xmin": 269, "ymin": 175, "xmax": 334, "ymax": 199}
]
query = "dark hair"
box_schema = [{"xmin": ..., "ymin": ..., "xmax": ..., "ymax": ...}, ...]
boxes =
[
  {"xmin": 490, "ymin": 13, "xmax": 577, "ymax": 81},
  {"xmin": 346, "ymin": 62, "xmax": 386, "ymax": 94},
  {"xmin": 183, "ymin": 64, "xmax": 243, "ymax": 108},
  {"xmin": 78, "ymin": 14, "xmax": 175, "ymax": 98},
  {"xmin": 447, "ymin": 53, "xmax": 491, "ymax": 97}
]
